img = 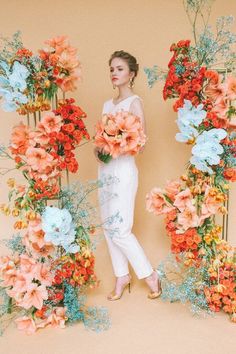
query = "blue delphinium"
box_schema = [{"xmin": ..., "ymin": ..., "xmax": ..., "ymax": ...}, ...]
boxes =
[{"xmin": 42, "ymin": 206, "xmax": 80, "ymax": 254}]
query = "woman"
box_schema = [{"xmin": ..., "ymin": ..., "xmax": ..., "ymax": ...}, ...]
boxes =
[{"xmin": 96, "ymin": 50, "xmax": 161, "ymax": 301}]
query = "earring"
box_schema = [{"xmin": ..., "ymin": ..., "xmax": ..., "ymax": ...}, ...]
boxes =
[{"xmin": 128, "ymin": 78, "xmax": 134, "ymax": 88}]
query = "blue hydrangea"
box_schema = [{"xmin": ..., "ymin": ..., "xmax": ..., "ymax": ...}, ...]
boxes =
[{"xmin": 42, "ymin": 206, "xmax": 80, "ymax": 254}]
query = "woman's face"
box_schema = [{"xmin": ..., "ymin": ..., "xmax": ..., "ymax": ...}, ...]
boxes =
[{"xmin": 110, "ymin": 57, "xmax": 134, "ymax": 88}]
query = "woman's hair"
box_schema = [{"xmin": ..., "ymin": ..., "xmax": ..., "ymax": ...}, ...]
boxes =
[{"xmin": 109, "ymin": 50, "xmax": 139, "ymax": 83}]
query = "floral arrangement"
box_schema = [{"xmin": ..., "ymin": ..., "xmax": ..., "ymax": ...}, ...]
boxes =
[
  {"xmin": 0, "ymin": 33, "xmax": 110, "ymax": 335},
  {"xmin": 145, "ymin": 0, "xmax": 236, "ymax": 322},
  {"xmin": 94, "ymin": 111, "xmax": 146, "ymax": 163},
  {"xmin": 0, "ymin": 180, "xmax": 112, "ymax": 335},
  {"xmin": 0, "ymin": 32, "xmax": 81, "ymax": 114}
]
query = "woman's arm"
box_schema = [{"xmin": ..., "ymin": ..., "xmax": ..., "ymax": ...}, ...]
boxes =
[{"xmin": 129, "ymin": 97, "xmax": 146, "ymax": 135}]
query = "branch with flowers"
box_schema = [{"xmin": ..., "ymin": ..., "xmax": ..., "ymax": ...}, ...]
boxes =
[
  {"xmin": 0, "ymin": 33, "xmax": 111, "ymax": 335},
  {"xmin": 145, "ymin": 0, "xmax": 236, "ymax": 322}
]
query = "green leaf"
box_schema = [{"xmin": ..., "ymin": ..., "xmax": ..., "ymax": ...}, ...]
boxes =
[{"xmin": 97, "ymin": 152, "xmax": 112, "ymax": 164}]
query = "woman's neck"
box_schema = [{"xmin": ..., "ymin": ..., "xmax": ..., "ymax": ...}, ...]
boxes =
[{"xmin": 116, "ymin": 86, "xmax": 133, "ymax": 100}]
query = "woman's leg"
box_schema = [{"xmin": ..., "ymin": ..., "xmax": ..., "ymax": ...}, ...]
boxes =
[
  {"xmin": 100, "ymin": 157, "xmax": 153, "ymax": 279},
  {"xmin": 98, "ymin": 162, "xmax": 129, "ymax": 277}
]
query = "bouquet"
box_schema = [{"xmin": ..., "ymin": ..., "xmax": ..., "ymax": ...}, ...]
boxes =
[{"xmin": 94, "ymin": 111, "xmax": 146, "ymax": 163}]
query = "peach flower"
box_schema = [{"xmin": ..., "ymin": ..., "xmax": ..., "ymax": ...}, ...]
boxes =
[
  {"xmin": 26, "ymin": 229, "xmax": 46, "ymax": 249},
  {"xmin": 35, "ymin": 263, "xmax": 53, "ymax": 287},
  {"xmin": 60, "ymin": 52, "xmax": 80, "ymax": 71},
  {"xmin": 212, "ymin": 97, "xmax": 229, "ymax": 119},
  {"xmin": 200, "ymin": 186, "xmax": 223, "ymax": 222},
  {"xmin": 15, "ymin": 316, "xmax": 37, "ymax": 335},
  {"xmin": 146, "ymin": 188, "xmax": 175, "ymax": 215},
  {"xmin": 20, "ymin": 254, "xmax": 37, "ymax": 274},
  {"xmin": 0, "ymin": 256, "xmax": 17, "ymax": 287},
  {"xmin": 116, "ymin": 111, "xmax": 141, "ymax": 132},
  {"xmin": 104, "ymin": 117, "xmax": 119, "ymax": 136},
  {"xmin": 173, "ymin": 188, "xmax": 193, "ymax": 212},
  {"xmin": 44, "ymin": 307, "xmax": 66, "ymax": 328},
  {"xmin": 11, "ymin": 122, "xmax": 30, "ymax": 154},
  {"xmin": 38, "ymin": 112, "xmax": 62, "ymax": 134},
  {"xmin": 165, "ymin": 180, "xmax": 181, "ymax": 201},
  {"xmin": 20, "ymin": 283, "xmax": 48, "ymax": 310},
  {"xmin": 23, "ymin": 234, "xmax": 55, "ymax": 259},
  {"xmin": 25, "ymin": 147, "xmax": 54, "ymax": 172},
  {"xmin": 29, "ymin": 130, "xmax": 49, "ymax": 147},
  {"xmin": 59, "ymin": 74, "xmax": 80, "ymax": 92},
  {"xmin": 177, "ymin": 205, "xmax": 200, "ymax": 230},
  {"xmin": 205, "ymin": 81, "xmax": 226, "ymax": 103},
  {"xmin": 45, "ymin": 35, "xmax": 68, "ymax": 52},
  {"xmin": 27, "ymin": 216, "xmax": 43, "ymax": 234},
  {"xmin": 225, "ymin": 76, "xmax": 236, "ymax": 100},
  {"xmin": 94, "ymin": 112, "xmax": 146, "ymax": 158}
]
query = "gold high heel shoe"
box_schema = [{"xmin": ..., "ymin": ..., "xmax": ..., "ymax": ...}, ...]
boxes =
[
  {"xmin": 148, "ymin": 278, "xmax": 162, "ymax": 299},
  {"xmin": 107, "ymin": 276, "xmax": 131, "ymax": 301},
  {"xmin": 147, "ymin": 270, "xmax": 162, "ymax": 300}
]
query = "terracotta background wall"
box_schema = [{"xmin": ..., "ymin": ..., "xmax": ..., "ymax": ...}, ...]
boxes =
[{"xmin": 0, "ymin": 0, "xmax": 236, "ymax": 279}]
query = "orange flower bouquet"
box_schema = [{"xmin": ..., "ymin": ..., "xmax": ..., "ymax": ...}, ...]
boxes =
[{"xmin": 94, "ymin": 111, "xmax": 146, "ymax": 163}]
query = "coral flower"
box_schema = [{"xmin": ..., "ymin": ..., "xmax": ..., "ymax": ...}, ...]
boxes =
[
  {"xmin": 38, "ymin": 112, "xmax": 62, "ymax": 134},
  {"xmin": 177, "ymin": 205, "xmax": 200, "ymax": 230},
  {"xmin": 173, "ymin": 188, "xmax": 193, "ymax": 211},
  {"xmin": 146, "ymin": 188, "xmax": 175, "ymax": 215},
  {"xmin": 223, "ymin": 168, "xmax": 236, "ymax": 182},
  {"xmin": 45, "ymin": 307, "xmax": 67, "ymax": 328},
  {"xmin": 225, "ymin": 76, "xmax": 236, "ymax": 100},
  {"xmin": 0, "ymin": 256, "xmax": 17, "ymax": 287},
  {"xmin": 25, "ymin": 147, "xmax": 54, "ymax": 172},
  {"xmin": 205, "ymin": 81, "xmax": 226, "ymax": 103},
  {"xmin": 15, "ymin": 316, "xmax": 37, "ymax": 335},
  {"xmin": 37, "ymin": 307, "xmax": 67, "ymax": 329},
  {"xmin": 11, "ymin": 122, "xmax": 30, "ymax": 154},
  {"xmin": 35, "ymin": 263, "xmax": 53, "ymax": 286},
  {"xmin": 20, "ymin": 283, "xmax": 48, "ymax": 310},
  {"xmin": 212, "ymin": 98, "xmax": 229, "ymax": 119},
  {"xmin": 165, "ymin": 180, "xmax": 181, "ymax": 201},
  {"xmin": 59, "ymin": 74, "xmax": 80, "ymax": 92},
  {"xmin": 44, "ymin": 35, "xmax": 68, "ymax": 50},
  {"xmin": 29, "ymin": 130, "xmax": 49, "ymax": 147}
]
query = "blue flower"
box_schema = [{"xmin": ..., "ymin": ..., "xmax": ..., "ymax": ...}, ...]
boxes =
[
  {"xmin": 42, "ymin": 206, "xmax": 80, "ymax": 254},
  {"xmin": 8, "ymin": 61, "xmax": 29, "ymax": 91},
  {"xmin": 190, "ymin": 128, "xmax": 227, "ymax": 174},
  {"xmin": 178, "ymin": 100, "xmax": 207, "ymax": 127},
  {"xmin": 175, "ymin": 100, "xmax": 207, "ymax": 143},
  {"xmin": 176, "ymin": 120, "xmax": 198, "ymax": 143},
  {"xmin": 0, "ymin": 60, "xmax": 29, "ymax": 112}
]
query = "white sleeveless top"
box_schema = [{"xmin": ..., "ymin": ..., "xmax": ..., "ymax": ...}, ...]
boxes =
[{"xmin": 102, "ymin": 94, "xmax": 141, "ymax": 115}]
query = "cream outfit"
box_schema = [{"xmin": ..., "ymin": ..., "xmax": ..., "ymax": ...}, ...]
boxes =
[{"xmin": 98, "ymin": 95, "xmax": 153, "ymax": 279}]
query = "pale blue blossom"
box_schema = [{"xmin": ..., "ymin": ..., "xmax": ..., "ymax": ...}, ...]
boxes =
[
  {"xmin": 8, "ymin": 61, "xmax": 29, "ymax": 91},
  {"xmin": 178, "ymin": 100, "xmax": 207, "ymax": 127},
  {"xmin": 176, "ymin": 120, "xmax": 198, "ymax": 143},
  {"xmin": 175, "ymin": 100, "xmax": 207, "ymax": 143},
  {"xmin": 190, "ymin": 128, "xmax": 227, "ymax": 174},
  {"xmin": 0, "ymin": 60, "xmax": 29, "ymax": 112},
  {"xmin": 42, "ymin": 206, "xmax": 80, "ymax": 254}
]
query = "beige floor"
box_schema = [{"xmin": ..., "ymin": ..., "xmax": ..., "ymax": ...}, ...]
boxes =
[{"xmin": 1, "ymin": 238, "xmax": 235, "ymax": 354}]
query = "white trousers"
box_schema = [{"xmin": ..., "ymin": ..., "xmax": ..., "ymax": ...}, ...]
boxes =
[{"xmin": 98, "ymin": 155, "xmax": 153, "ymax": 279}]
